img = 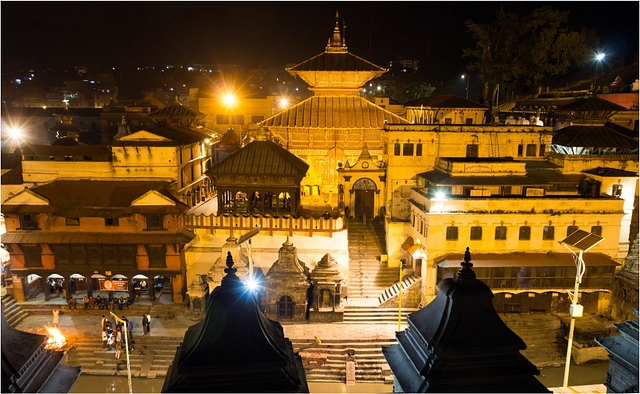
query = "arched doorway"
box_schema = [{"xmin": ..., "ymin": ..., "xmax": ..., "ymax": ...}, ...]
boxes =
[
  {"xmin": 154, "ymin": 275, "xmax": 168, "ymax": 299},
  {"xmin": 46, "ymin": 273, "xmax": 64, "ymax": 299},
  {"xmin": 70, "ymin": 273, "xmax": 87, "ymax": 297},
  {"xmin": 353, "ymin": 178, "xmax": 376, "ymax": 220}
]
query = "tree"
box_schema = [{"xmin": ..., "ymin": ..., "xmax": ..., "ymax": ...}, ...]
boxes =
[
  {"xmin": 391, "ymin": 73, "xmax": 436, "ymax": 104},
  {"xmin": 463, "ymin": 6, "xmax": 597, "ymax": 105}
]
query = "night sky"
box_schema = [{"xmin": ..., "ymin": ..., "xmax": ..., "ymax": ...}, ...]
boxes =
[{"xmin": 2, "ymin": 2, "xmax": 638, "ymax": 80}]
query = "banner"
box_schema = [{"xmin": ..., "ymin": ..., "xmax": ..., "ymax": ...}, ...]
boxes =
[{"xmin": 99, "ymin": 279, "xmax": 128, "ymax": 291}]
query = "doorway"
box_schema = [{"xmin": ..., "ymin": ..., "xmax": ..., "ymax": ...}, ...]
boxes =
[{"xmin": 353, "ymin": 178, "xmax": 376, "ymax": 220}]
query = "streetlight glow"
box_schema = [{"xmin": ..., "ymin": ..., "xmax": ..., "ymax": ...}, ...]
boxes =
[
  {"xmin": 279, "ymin": 98, "xmax": 288, "ymax": 108},
  {"xmin": 461, "ymin": 73, "xmax": 470, "ymax": 99},
  {"xmin": 596, "ymin": 53, "xmax": 605, "ymax": 61},
  {"xmin": 223, "ymin": 94, "xmax": 236, "ymax": 106},
  {"xmin": 7, "ymin": 126, "xmax": 22, "ymax": 139}
]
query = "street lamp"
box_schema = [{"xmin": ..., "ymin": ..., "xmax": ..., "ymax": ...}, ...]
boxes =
[
  {"xmin": 559, "ymin": 229, "xmax": 604, "ymax": 388},
  {"xmin": 461, "ymin": 73, "xmax": 469, "ymax": 99},
  {"xmin": 593, "ymin": 53, "xmax": 605, "ymax": 92},
  {"xmin": 223, "ymin": 94, "xmax": 236, "ymax": 128}
]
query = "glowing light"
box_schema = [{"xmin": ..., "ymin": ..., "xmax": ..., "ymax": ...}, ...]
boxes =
[
  {"xmin": 44, "ymin": 326, "xmax": 66, "ymax": 350},
  {"xmin": 7, "ymin": 127, "xmax": 22, "ymax": 139},
  {"xmin": 595, "ymin": 53, "xmax": 605, "ymax": 61},
  {"xmin": 224, "ymin": 94, "xmax": 236, "ymax": 106},
  {"xmin": 279, "ymin": 98, "xmax": 289, "ymax": 107},
  {"xmin": 245, "ymin": 278, "xmax": 259, "ymax": 292},
  {"xmin": 435, "ymin": 192, "xmax": 446, "ymax": 200}
]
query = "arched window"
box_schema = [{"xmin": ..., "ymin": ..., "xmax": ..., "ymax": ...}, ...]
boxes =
[{"xmin": 278, "ymin": 295, "xmax": 294, "ymax": 318}]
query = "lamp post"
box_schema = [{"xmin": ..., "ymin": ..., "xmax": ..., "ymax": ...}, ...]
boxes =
[
  {"xmin": 461, "ymin": 74, "xmax": 469, "ymax": 99},
  {"xmin": 398, "ymin": 258, "xmax": 404, "ymax": 332},
  {"xmin": 559, "ymin": 229, "xmax": 604, "ymax": 388},
  {"xmin": 593, "ymin": 53, "xmax": 605, "ymax": 92}
]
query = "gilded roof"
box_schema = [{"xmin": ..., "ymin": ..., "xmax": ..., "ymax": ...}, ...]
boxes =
[
  {"xmin": 555, "ymin": 96, "xmax": 627, "ymax": 112},
  {"xmin": 286, "ymin": 51, "xmax": 386, "ymax": 72},
  {"xmin": 208, "ymin": 140, "xmax": 309, "ymax": 177},
  {"xmin": 148, "ymin": 101, "xmax": 204, "ymax": 119},
  {"xmin": 259, "ymin": 96, "xmax": 410, "ymax": 128},
  {"xmin": 110, "ymin": 125, "xmax": 209, "ymax": 146}
]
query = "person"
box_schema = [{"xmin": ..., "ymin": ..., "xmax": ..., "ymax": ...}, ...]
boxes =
[
  {"xmin": 125, "ymin": 297, "xmax": 131, "ymax": 309},
  {"xmin": 115, "ymin": 327, "xmax": 122, "ymax": 344},
  {"xmin": 323, "ymin": 211, "xmax": 331, "ymax": 219},
  {"xmin": 115, "ymin": 342, "xmax": 122, "ymax": 360},
  {"xmin": 117, "ymin": 297, "xmax": 124, "ymax": 311},
  {"xmin": 83, "ymin": 295, "xmax": 89, "ymax": 310},
  {"xmin": 96, "ymin": 295, "xmax": 102, "ymax": 310},
  {"xmin": 145, "ymin": 313, "xmax": 151, "ymax": 334},
  {"xmin": 142, "ymin": 314, "xmax": 149, "ymax": 335},
  {"xmin": 89, "ymin": 295, "xmax": 95, "ymax": 310},
  {"xmin": 67, "ymin": 297, "xmax": 76, "ymax": 311},
  {"xmin": 127, "ymin": 318, "xmax": 133, "ymax": 342},
  {"xmin": 52, "ymin": 308, "xmax": 59, "ymax": 327},
  {"xmin": 102, "ymin": 329, "xmax": 108, "ymax": 350},
  {"xmin": 101, "ymin": 315, "xmax": 107, "ymax": 331}
]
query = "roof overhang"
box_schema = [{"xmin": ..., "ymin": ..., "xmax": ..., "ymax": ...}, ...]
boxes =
[{"xmin": 436, "ymin": 252, "xmax": 620, "ymax": 268}]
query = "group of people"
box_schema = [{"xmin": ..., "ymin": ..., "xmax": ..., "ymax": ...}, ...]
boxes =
[
  {"xmin": 81, "ymin": 295, "xmax": 133, "ymax": 310},
  {"xmin": 101, "ymin": 314, "xmax": 135, "ymax": 360}
]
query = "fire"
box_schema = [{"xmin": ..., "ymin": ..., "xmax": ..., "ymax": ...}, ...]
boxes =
[{"xmin": 44, "ymin": 326, "xmax": 66, "ymax": 350}]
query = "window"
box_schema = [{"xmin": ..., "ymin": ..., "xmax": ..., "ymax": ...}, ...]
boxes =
[
  {"xmin": 119, "ymin": 245, "xmax": 136, "ymax": 265},
  {"xmin": 23, "ymin": 246, "xmax": 43, "ymax": 267},
  {"xmin": 470, "ymin": 226, "xmax": 482, "ymax": 240},
  {"xmin": 495, "ymin": 226, "xmax": 507, "ymax": 240},
  {"xmin": 543, "ymin": 226, "xmax": 555, "ymax": 240},
  {"xmin": 519, "ymin": 226, "xmax": 531, "ymax": 240},
  {"xmin": 87, "ymin": 245, "xmax": 103, "ymax": 264},
  {"xmin": 105, "ymin": 218, "xmax": 119, "ymax": 227},
  {"xmin": 444, "ymin": 118, "xmax": 452, "ymax": 124},
  {"xmin": 403, "ymin": 143, "xmax": 414, "ymax": 156},
  {"xmin": 278, "ymin": 295, "xmax": 294, "ymax": 318},
  {"xmin": 611, "ymin": 184, "xmax": 623, "ymax": 197},
  {"xmin": 148, "ymin": 245, "xmax": 166, "ymax": 268},
  {"xmin": 53, "ymin": 245, "xmax": 71, "ymax": 265},
  {"xmin": 71, "ymin": 245, "xmax": 87, "ymax": 264},
  {"xmin": 66, "ymin": 217, "xmax": 80, "ymax": 226},
  {"xmin": 465, "ymin": 118, "xmax": 473, "ymax": 125},
  {"xmin": 19, "ymin": 213, "xmax": 38, "ymax": 230},
  {"xmin": 539, "ymin": 144, "xmax": 546, "ymax": 156},
  {"xmin": 591, "ymin": 226, "xmax": 602, "ymax": 236},
  {"xmin": 394, "ymin": 143, "xmax": 401, "ymax": 156},
  {"xmin": 416, "ymin": 143, "xmax": 423, "ymax": 156},
  {"xmin": 526, "ymin": 144, "xmax": 537, "ymax": 156},
  {"xmin": 517, "ymin": 144, "xmax": 524, "ymax": 157},
  {"xmin": 446, "ymin": 226, "xmax": 459, "ymax": 241},
  {"xmin": 146, "ymin": 214, "xmax": 164, "ymax": 230},
  {"xmin": 216, "ymin": 114, "xmax": 244, "ymax": 125},
  {"xmin": 251, "ymin": 115, "xmax": 264, "ymax": 123},
  {"xmin": 566, "ymin": 226, "xmax": 579, "ymax": 237},
  {"xmin": 466, "ymin": 145, "xmax": 479, "ymax": 158}
]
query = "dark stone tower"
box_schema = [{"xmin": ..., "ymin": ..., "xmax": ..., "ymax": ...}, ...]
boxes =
[{"xmin": 383, "ymin": 248, "xmax": 551, "ymax": 392}]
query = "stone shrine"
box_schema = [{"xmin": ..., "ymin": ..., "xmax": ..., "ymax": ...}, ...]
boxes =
[
  {"xmin": 263, "ymin": 237, "xmax": 311, "ymax": 322},
  {"xmin": 383, "ymin": 248, "xmax": 550, "ymax": 393},
  {"xmin": 309, "ymin": 253, "xmax": 345, "ymax": 322},
  {"xmin": 596, "ymin": 310, "xmax": 639, "ymax": 393}
]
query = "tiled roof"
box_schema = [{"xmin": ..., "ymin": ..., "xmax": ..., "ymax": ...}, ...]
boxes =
[
  {"xmin": 259, "ymin": 96, "xmax": 410, "ymax": 128},
  {"xmin": 1, "ymin": 230, "xmax": 196, "ymax": 244},
  {"xmin": 148, "ymin": 102, "xmax": 204, "ymax": 118},
  {"xmin": 111, "ymin": 125, "xmax": 209, "ymax": 145},
  {"xmin": 208, "ymin": 140, "xmax": 309, "ymax": 177},
  {"xmin": 286, "ymin": 52, "xmax": 386, "ymax": 72},
  {"xmin": 555, "ymin": 96, "xmax": 628, "ymax": 112},
  {"xmin": 0, "ymin": 165, "xmax": 23, "ymax": 185},
  {"xmin": 582, "ymin": 167, "xmax": 638, "ymax": 177},
  {"xmin": 552, "ymin": 125, "xmax": 639, "ymax": 148},
  {"xmin": 2, "ymin": 180, "xmax": 187, "ymax": 215},
  {"xmin": 404, "ymin": 95, "xmax": 489, "ymax": 109}
]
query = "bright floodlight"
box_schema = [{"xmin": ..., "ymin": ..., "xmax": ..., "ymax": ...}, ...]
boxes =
[
  {"xmin": 596, "ymin": 53, "xmax": 605, "ymax": 61},
  {"xmin": 245, "ymin": 278, "xmax": 259, "ymax": 292},
  {"xmin": 7, "ymin": 127, "xmax": 22, "ymax": 139},
  {"xmin": 223, "ymin": 94, "xmax": 236, "ymax": 106},
  {"xmin": 279, "ymin": 98, "xmax": 288, "ymax": 107},
  {"xmin": 435, "ymin": 192, "xmax": 446, "ymax": 200},
  {"xmin": 461, "ymin": 74, "xmax": 466, "ymax": 79}
]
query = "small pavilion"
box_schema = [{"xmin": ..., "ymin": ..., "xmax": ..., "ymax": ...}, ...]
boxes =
[{"xmin": 206, "ymin": 130, "xmax": 309, "ymax": 216}]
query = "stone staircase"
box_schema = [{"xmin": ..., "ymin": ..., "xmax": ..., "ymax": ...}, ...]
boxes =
[
  {"xmin": 292, "ymin": 337, "xmax": 397, "ymax": 384},
  {"xmin": 343, "ymin": 306, "xmax": 419, "ymax": 324},
  {"xmin": 61, "ymin": 334, "xmax": 183, "ymax": 378},
  {"xmin": 500, "ymin": 313, "xmax": 565, "ymax": 368},
  {"xmin": 1, "ymin": 294, "xmax": 29, "ymax": 326},
  {"xmin": 377, "ymin": 274, "xmax": 420, "ymax": 305},
  {"xmin": 347, "ymin": 218, "xmax": 398, "ymax": 299}
]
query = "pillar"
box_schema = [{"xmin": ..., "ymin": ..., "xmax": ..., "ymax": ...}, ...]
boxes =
[{"xmin": 13, "ymin": 275, "xmax": 26, "ymax": 302}]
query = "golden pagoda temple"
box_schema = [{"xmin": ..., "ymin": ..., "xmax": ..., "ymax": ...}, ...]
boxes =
[{"xmin": 260, "ymin": 12, "xmax": 410, "ymax": 207}]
